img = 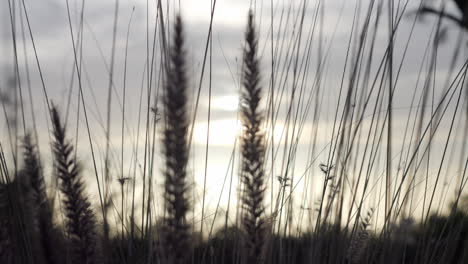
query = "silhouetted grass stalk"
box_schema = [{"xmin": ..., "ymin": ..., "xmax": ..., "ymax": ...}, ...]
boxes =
[
  {"xmin": 160, "ymin": 15, "xmax": 191, "ymax": 264},
  {"xmin": 240, "ymin": 10, "xmax": 268, "ymax": 264},
  {"xmin": 51, "ymin": 105, "xmax": 98, "ymax": 264}
]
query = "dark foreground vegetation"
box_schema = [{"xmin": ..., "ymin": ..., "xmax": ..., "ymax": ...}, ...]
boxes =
[
  {"xmin": 2, "ymin": 160, "xmax": 468, "ymax": 264},
  {"xmin": 2, "ymin": 3, "xmax": 468, "ymax": 264}
]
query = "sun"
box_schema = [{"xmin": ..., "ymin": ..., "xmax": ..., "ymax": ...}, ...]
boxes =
[
  {"xmin": 193, "ymin": 118, "xmax": 242, "ymax": 146},
  {"xmin": 211, "ymin": 95, "xmax": 240, "ymax": 112}
]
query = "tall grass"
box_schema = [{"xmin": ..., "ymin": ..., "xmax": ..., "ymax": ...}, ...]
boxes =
[
  {"xmin": 21, "ymin": 134, "xmax": 57, "ymax": 264},
  {"xmin": 160, "ymin": 15, "xmax": 191, "ymax": 264},
  {"xmin": 50, "ymin": 105, "xmax": 98, "ymax": 264},
  {"xmin": 239, "ymin": 11, "xmax": 268, "ymax": 264}
]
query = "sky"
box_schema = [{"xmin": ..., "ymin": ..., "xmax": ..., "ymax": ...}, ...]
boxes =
[{"xmin": 1, "ymin": 0, "xmax": 468, "ymax": 231}]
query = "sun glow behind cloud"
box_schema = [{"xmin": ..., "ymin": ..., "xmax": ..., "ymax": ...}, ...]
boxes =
[
  {"xmin": 211, "ymin": 95, "xmax": 240, "ymax": 112},
  {"xmin": 193, "ymin": 118, "xmax": 241, "ymax": 146}
]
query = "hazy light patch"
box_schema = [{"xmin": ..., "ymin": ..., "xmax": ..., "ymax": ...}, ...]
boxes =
[
  {"xmin": 193, "ymin": 118, "xmax": 241, "ymax": 146},
  {"xmin": 211, "ymin": 95, "xmax": 239, "ymax": 112},
  {"xmin": 192, "ymin": 118, "xmax": 319, "ymax": 148}
]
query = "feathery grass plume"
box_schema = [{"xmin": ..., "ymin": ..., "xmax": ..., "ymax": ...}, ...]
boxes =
[
  {"xmin": 15, "ymin": 136, "xmax": 47, "ymax": 264},
  {"xmin": 239, "ymin": 10, "xmax": 268, "ymax": 264},
  {"xmin": 160, "ymin": 15, "xmax": 191, "ymax": 264},
  {"xmin": 346, "ymin": 208, "xmax": 374, "ymax": 264},
  {"xmin": 50, "ymin": 105, "xmax": 98, "ymax": 264},
  {"xmin": 21, "ymin": 134, "xmax": 59, "ymax": 264}
]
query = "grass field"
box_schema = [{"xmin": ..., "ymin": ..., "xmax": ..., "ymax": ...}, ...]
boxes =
[{"xmin": 1, "ymin": 0, "xmax": 468, "ymax": 263}]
